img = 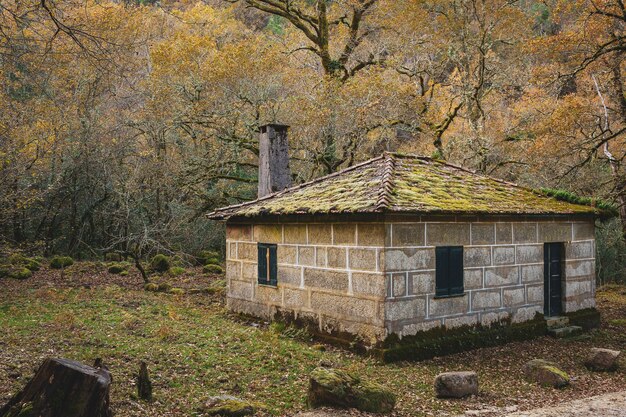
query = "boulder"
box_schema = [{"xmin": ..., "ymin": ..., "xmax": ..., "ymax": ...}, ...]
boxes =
[
  {"xmin": 201, "ymin": 395, "xmax": 256, "ymax": 417},
  {"xmin": 584, "ymin": 348, "xmax": 621, "ymax": 372},
  {"xmin": 307, "ymin": 367, "xmax": 396, "ymax": 413},
  {"xmin": 522, "ymin": 359, "xmax": 569, "ymax": 388},
  {"xmin": 434, "ymin": 371, "xmax": 479, "ymax": 398}
]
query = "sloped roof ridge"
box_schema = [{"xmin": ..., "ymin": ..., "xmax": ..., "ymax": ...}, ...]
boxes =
[
  {"xmin": 207, "ymin": 154, "xmax": 386, "ymax": 218},
  {"xmin": 376, "ymin": 152, "xmax": 396, "ymax": 210}
]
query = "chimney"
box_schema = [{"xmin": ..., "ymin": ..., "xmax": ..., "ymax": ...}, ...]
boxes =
[{"xmin": 258, "ymin": 124, "xmax": 292, "ymax": 198}]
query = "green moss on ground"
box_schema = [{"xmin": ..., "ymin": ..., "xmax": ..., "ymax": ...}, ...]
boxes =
[
  {"xmin": 150, "ymin": 255, "xmax": 170, "ymax": 273},
  {"xmin": 201, "ymin": 396, "xmax": 259, "ymax": 416},
  {"xmin": 308, "ymin": 367, "xmax": 396, "ymax": 413},
  {"xmin": 6, "ymin": 254, "xmax": 40, "ymax": 272},
  {"xmin": 203, "ymin": 264, "xmax": 224, "ymax": 274},
  {"xmin": 169, "ymin": 266, "xmax": 185, "ymax": 276},
  {"xmin": 9, "ymin": 268, "xmax": 32, "ymax": 280},
  {"xmin": 108, "ymin": 263, "xmax": 130, "ymax": 274},
  {"xmin": 49, "ymin": 256, "xmax": 74, "ymax": 269},
  {"xmin": 1, "ymin": 278, "xmax": 625, "ymax": 416}
]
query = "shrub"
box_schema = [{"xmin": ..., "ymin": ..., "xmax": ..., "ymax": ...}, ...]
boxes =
[
  {"xmin": 150, "ymin": 254, "xmax": 170, "ymax": 273},
  {"xmin": 23, "ymin": 258, "xmax": 41, "ymax": 271},
  {"xmin": 205, "ymin": 257, "xmax": 221, "ymax": 266},
  {"xmin": 198, "ymin": 250, "xmax": 220, "ymax": 265},
  {"xmin": 8, "ymin": 254, "xmax": 25, "ymax": 264},
  {"xmin": 144, "ymin": 283, "xmax": 159, "ymax": 292},
  {"xmin": 50, "ymin": 256, "xmax": 74, "ymax": 269},
  {"xmin": 170, "ymin": 255, "xmax": 186, "ymax": 267},
  {"xmin": 206, "ymin": 280, "xmax": 226, "ymax": 295},
  {"xmin": 203, "ymin": 264, "xmax": 224, "ymax": 274},
  {"xmin": 596, "ymin": 218, "xmax": 626, "ymax": 285},
  {"xmin": 8, "ymin": 254, "xmax": 40, "ymax": 271},
  {"xmin": 108, "ymin": 263, "xmax": 127, "ymax": 274},
  {"xmin": 9, "ymin": 267, "xmax": 32, "ymax": 280},
  {"xmin": 169, "ymin": 266, "xmax": 185, "ymax": 276},
  {"xmin": 0, "ymin": 266, "xmax": 10, "ymax": 278},
  {"xmin": 105, "ymin": 253, "xmax": 122, "ymax": 262}
]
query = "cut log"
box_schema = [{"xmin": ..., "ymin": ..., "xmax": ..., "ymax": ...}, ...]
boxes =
[
  {"xmin": 0, "ymin": 357, "xmax": 112, "ymax": 417},
  {"xmin": 137, "ymin": 361, "xmax": 153, "ymax": 402}
]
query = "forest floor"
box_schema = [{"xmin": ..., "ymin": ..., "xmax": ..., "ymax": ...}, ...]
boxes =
[{"xmin": 0, "ymin": 264, "xmax": 624, "ymax": 417}]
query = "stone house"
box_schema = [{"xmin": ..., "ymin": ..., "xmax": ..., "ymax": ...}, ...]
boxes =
[{"xmin": 208, "ymin": 125, "xmax": 604, "ymax": 347}]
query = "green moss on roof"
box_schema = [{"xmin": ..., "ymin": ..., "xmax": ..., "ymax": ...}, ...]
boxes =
[
  {"xmin": 208, "ymin": 153, "xmax": 607, "ymax": 220},
  {"xmin": 540, "ymin": 188, "xmax": 618, "ymax": 216}
]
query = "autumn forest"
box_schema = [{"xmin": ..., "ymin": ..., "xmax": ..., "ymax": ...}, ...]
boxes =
[{"xmin": 1, "ymin": 0, "xmax": 625, "ymax": 281}]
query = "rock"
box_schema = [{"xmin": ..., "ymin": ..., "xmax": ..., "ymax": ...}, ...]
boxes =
[
  {"xmin": 584, "ymin": 348, "xmax": 621, "ymax": 372},
  {"xmin": 201, "ymin": 395, "xmax": 256, "ymax": 417},
  {"xmin": 318, "ymin": 360, "xmax": 334, "ymax": 368},
  {"xmin": 522, "ymin": 359, "xmax": 570, "ymax": 388},
  {"xmin": 307, "ymin": 367, "xmax": 396, "ymax": 413},
  {"xmin": 434, "ymin": 371, "xmax": 479, "ymax": 398},
  {"xmin": 547, "ymin": 325, "xmax": 583, "ymax": 338}
]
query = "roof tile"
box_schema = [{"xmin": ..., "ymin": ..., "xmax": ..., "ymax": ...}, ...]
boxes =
[{"xmin": 208, "ymin": 153, "xmax": 601, "ymax": 220}]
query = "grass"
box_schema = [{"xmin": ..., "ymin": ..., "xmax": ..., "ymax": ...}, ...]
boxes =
[{"xmin": 0, "ymin": 267, "xmax": 625, "ymax": 416}]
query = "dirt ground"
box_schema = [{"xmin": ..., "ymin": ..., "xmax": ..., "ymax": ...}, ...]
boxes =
[
  {"xmin": 297, "ymin": 391, "xmax": 626, "ymax": 417},
  {"xmin": 499, "ymin": 390, "xmax": 626, "ymax": 417},
  {"xmin": 0, "ymin": 265, "xmax": 625, "ymax": 416}
]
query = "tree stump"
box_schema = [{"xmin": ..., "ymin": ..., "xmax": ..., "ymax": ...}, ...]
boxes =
[
  {"xmin": 137, "ymin": 361, "xmax": 153, "ymax": 402},
  {"xmin": 0, "ymin": 357, "xmax": 112, "ymax": 417}
]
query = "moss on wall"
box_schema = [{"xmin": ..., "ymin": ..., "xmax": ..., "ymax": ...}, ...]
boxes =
[
  {"xmin": 566, "ymin": 308, "xmax": 601, "ymax": 330},
  {"xmin": 375, "ymin": 314, "xmax": 548, "ymax": 363}
]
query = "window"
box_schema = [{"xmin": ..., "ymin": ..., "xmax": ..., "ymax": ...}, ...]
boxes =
[
  {"xmin": 435, "ymin": 246, "xmax": 464, "ymax": 297},
  {"xmin": 258, "ymin": 243, "xmax": 277, "ymax": 286}
]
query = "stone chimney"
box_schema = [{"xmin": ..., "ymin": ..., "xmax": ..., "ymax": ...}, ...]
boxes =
[{"xmin": 258, "ymin": 124, "xmax": 292, "ymax": 198}]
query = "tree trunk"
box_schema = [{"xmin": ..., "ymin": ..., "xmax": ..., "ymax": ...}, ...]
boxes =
[
  {"xmin": 134, "ymin": 255, "xmax": 149, "ymax": 283},
  {"xmin": 137, "ymin": 361, "xmax": 153, "ymax": 402},
  {"xmin": 607, "ymin": 52, "xmax": 626, "ymax": 238},
  {"xmin": 0, "ymin": 358, "xmax": 112, "ymax": 417}
]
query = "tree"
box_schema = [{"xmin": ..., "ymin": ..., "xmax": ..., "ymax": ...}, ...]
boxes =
[
  {"xmin": 226, "ymin": 0, "xmax": 383, "ymax": 81},
  {"xmin": 526, "ymin": 0, "xmax": 626, "ymax": 236}
]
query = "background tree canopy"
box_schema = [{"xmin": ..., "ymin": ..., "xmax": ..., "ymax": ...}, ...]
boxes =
[{"xmin": 0, "ymin": 0, "xmax": 624, "ymax": 281}]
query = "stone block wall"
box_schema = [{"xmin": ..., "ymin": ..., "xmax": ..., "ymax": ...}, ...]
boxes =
[
  {"xmin": 225, "ymin": 217, "xmax": 596, "ymax": 343},
  {"xmin": 225, "ymin": 222, "xmax": 387, "ymax": 343},
  {"xmin": 384, "ymin": 219, "xmax": 596, "ymax": 337}
]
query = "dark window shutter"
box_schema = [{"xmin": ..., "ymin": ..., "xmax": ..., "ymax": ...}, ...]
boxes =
[
  {"xmin": 435, "ymin": 247, "xmax": 449, "ymax": 297},
  {"xmin": 449, "ymin": 246, "xmax": 464, "ymax": 295},
  {"xmin": 269, "ymin": 245, "xmax": 277, "ymax": 285},
  {"xmin": 258, "ymin": 244, "xmax": 267, "ymax": 283},
  {"xmin": 435, "ymin": 246, "xmax": 464, "ymax": 297}
]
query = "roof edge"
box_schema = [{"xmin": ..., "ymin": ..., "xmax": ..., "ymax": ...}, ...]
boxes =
[{"xmin": 208, "ymin": 152, "xmax": 610, "ymax": 221}]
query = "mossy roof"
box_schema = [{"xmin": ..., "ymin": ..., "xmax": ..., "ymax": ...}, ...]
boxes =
[{"xmin": 208, "ymin": 153, "xmax": 603, "ymax": 220}]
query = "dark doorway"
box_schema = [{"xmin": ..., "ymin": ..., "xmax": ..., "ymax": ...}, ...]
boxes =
[{"xmin": 544, "ymin": 243, "xmax": 563, "ymax": 317}]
